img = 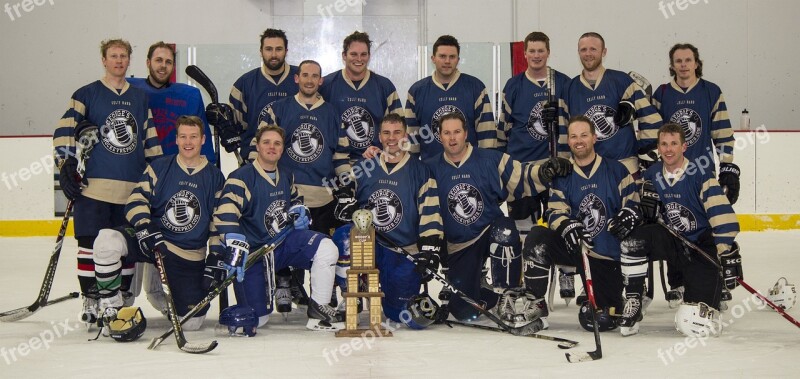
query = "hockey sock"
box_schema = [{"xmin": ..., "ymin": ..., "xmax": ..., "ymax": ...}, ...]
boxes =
[{"xmin": 77, "ymin": 236, "xmax": 97, "ymax": 294}]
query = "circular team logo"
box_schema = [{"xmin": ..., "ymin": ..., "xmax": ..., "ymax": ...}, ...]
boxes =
[
  {"xmin": 161, "ymin": 190, "xmax": 201, "ymax": 233},
  {"xmin": 101, "ymin": 109, "xmax": 138, "ymax": 154},
  {"xmin": 342, "ymin": 106, "xmax": 375, "ymax": 149},
  {"xmin": 431, "ymin": 105, "xmax": 465, "ymax": 143},
  {"xmin": 264, "ymin": 200, "xmax": 288, "ymax": 237},
  {"xmin": 368, "ymin": 189, "xmax": 403, "ymax": 232},
  {"xmin": 665, "ymin": 202, "xmax": 697, "ymax": 232},
  {"xmin": 526, "ymin": 101, "xmax": 548, "ymax": 141},
  {"xmin": 287, "ymin": 123, "xmax": 324, "ymax": 163},
  {"xmin": 585, "ymin": 104, "xmax": 618, "ymax": 141},
  {"xmin": 257, "ymin": 101, "xmax": 276, "ymax": 125},
  {"xmin": 670, "ymin": 108, "xmax": 702, "ymax": 146},
  {"xmin": 447, "ymin": 183, "xmax": 484, "ymax": 225},
  {"xmin": 578, "ymin": 193, "xmax": 607, "ymax": 238}
]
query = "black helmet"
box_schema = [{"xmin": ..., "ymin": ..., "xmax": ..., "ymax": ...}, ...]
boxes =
[
  {"xmin": 108, "ymin": 307, "xmax": 147, "ymax": 342},
  {"xmin": 403, "ymin": 294, "xmax": 439, "ymax": 330}
]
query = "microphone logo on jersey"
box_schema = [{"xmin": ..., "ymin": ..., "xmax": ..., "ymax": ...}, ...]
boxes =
[
  {"xmin": 257, "ymin": 101, "xmax": 277, "ymax": 126},
  {"xmin": 664, "ymin": 202, "xmax": 697, "ymax": 232},
  {"xmin": 447, "ymin": 183, "xmax": 484, "ymax": 225},
  {"xmin": 162, "ymin": 190, "xmax": 201, "ymax": 233},
  {"xmin": 432, "ymin": 106, "xmax": 465, "ymax": 143},
  {"xmin": 526, "ymin": 101, "xmax": 549, "ymax": 141},
  {"xmin": 368, "ymin": 189, "xmax": 403, "ymax": 232},
  {"xmin": 287, "ymin": 123, "xmax": 325, "ymax": 163},
  {"xmin": 101, "ymin": 109, "xmax": 138, "ymax": 154},
  {"xmin": 585, "ymin": 104, "xmax": 618, "ymax": 141},
  {"xmin": 670, "ymin": 108, "xmax": 702, "ymax": 146},
  {"xmin": 578, "ymin": 193, "xmax": 607, "ymax": 238},
  {"xmin": 264, "ymin": 200, "xmax": 289, "ymax": 237},
  {"xmin": 342, "ymin": 106, "xmax": 375, "ymax": 149}
]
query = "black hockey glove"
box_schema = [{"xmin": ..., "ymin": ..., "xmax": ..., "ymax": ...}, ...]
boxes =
[
  {"xmin": 640, "ymin": 180, "xmax": 662, "ymax": 223},
  {"xmin": 720, "ymin": 242, "xmax": 742, "ymax": 290},
  {"xmin": 206, "ymin": 103, "xmax": 243, "ymax": 153},
  {"xmin": 718, "ymin": 162, "xmax": 740, "ymax": 205},
  {"xmin": 607, "ymin": 206, "xmax": 642, "ymax": 240},
  {"xmin": 135, "ymin": 223, "xmax": 165, "ymax": 261},
  {"xmin": 58, "ymin": 156, "xmax": 83, "ymax": 201},
  {"xmin": 333, "ymin": 183, "xmax": 357, "ymax": 222},
  {"xmin": 538, "ymin": 157, "xmax": 572, "ymax": 184},
  {"xmin": 202, "ymin": 253, "xmax": 227, "ymax": 290},
  {"xmin": 556, "ymin": 219, "xmax": 592, "ymax": 257},
  {"xmin": 613, "ymin": 100, "xmax": 636, "ymax": 127},
  {"xmin": 415, "ymin": 236, "xmax": 445, "ymax": 282},
  {"xmin": 540, "ymin": 101, "xmax": 558, "ymax": 126},
  {"xmin": 637, "ymin": 143, "xmax": 659, "ymax": 171}
]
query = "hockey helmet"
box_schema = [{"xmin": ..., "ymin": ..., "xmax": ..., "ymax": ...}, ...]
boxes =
[
  {"xmin": 765, "ymin": 277, "xmax": 796, "ymax": 310},
  {"xmin": 108, "ymin": 306, "xmax": 147, "ymax": 342},
  {"xmin": 402, "ymin": 293, "xmax": 440, "ymax": 330},
  {"xmin": 674, "ymin": 302, "xmax": 722, "ymax": 338},
  {"xmin": 217, "ymin": 305, "xmax": 258, "ymax": 337},
  {"xmin": 578, "ymin": 301, "xmax": 618, "ymax": 332}
]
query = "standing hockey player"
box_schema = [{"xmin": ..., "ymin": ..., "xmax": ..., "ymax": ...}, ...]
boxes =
[
  {"xmin": 213, "ymin": 125, "xmax": 343, "ymax": 331},
  {"xmin": 565, "ymin": 32, "xmax": 662, "ymax": 175},
  {"xmin": 426, "ymin": 112, "xmax": 566, "ymax": 323},
  {"xmin": 54, "ymin": 38, "xmax": 162, "ymax": 324},
  {"xmin": 319, "ymin": 31, "xmax": 403, "ymax": 162},
  {"xmin": 652, "ymin": 43, "xmax": 739, "ymax": 305},
  {"xmin": 497, "ymin": 31, "xmax": 575, "ymax": 302},
  {"xmin": 521, "ymin": 115, "xmax": 639, "ymax": 331},
  {"xmin": 92, "ymin": 116, "xmax": 224, "ymax": 332},
  {"xmin": 230, "ymin": 28, "xmax": 299, "ymax": 160},
  {"xmin": 405, "ymin": 35, "xmax": 497, "ymax": 160},
  {"xmin": 336, "ymin": 113, "xmax": 444, "ymax": 325},
  {"xmin": 618, "ymin": 122, "xmax": 740, "ymax": 336}
]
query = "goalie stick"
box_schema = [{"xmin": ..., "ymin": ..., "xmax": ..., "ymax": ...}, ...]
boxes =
[
  {"xmin": 148, "ymin": 225, "xmax": 293, "ymax": 350},
  {"xmin": 655, "ymin": 219, "xmax": 800, "ymax": 329},
  {"xmin": 565, "ymin": 244, "xmax": 603, "ymax": 363}
]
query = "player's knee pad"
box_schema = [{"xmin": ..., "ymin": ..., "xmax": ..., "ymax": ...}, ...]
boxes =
[
  {"xmin": 489, "ymin": 216, "xmax": 522, "ymax": 288},
  {"xmin": 93, "ymin": 228, "xmax": 126, "ymax": 266},
  {"xmin": 313, "ymin": 238, "xmax": 339, "ymax": 268},
  {"xmin": 182, "ymin": 315, "xmax": 206, "ymax": 331}
]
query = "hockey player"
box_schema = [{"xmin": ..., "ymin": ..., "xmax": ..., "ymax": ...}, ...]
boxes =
[
  {"xmin": 521, "ymin": 115, "xmax": 639, "ymax": 331},
  {"xmin": 92, "ymin": 116, "xmax": 224, "ymax": 331},
  {"xmin": 618, "ymin": 122, "xmax": 740, "ymax": 336},
  {"xmin": 405, "ymin": 35, "xmax": 497, "ymax": 160},
  {"xmin": 425, "ymin": 112, "xmax": 567, "ymax": 322},
  {"xmin": 229, "ymin": 28, "xmax": 299, "ymax": 160},
  {"xmin": 565, "ymin": 32, "xmax": 662, "ymax": 176},
  {"xmin": 497, "ymin": 31, "xmax": 575, "ymax": 302},
  {"xmin": 212, "ymin": 125, "xmax": 343, "ymax": 331},
  {"xmin": 319, "ymin": 31, "xmax": 403, "ymax": 162},
  {"xmin": 652, "ymin": 43, "xmax": 739, "ymax": 305},
  {"xmin": 54, "ymin": 38, "xmax": 162, "ymax": 324},
  {"xmin": 336, "ymin": 113, "xmax": 444, "ymax": 324}
]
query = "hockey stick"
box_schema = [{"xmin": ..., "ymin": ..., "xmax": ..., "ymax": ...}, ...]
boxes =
[
  {"xmin": 565, "ymin": 244, "xmax": 603, "ymax": 363},
  {"xmin": 185, "ymin": 65, "xmax": 244, "ymax": 167},
  {"xmin": 547, "ymin": 67, "xmax": 558, "ymax": 158},
  {"xmin": 655, "ymin": 219, "xmax": 800, "ymax": 329},
  {"xmin": 147, "ymin": 225, "xmax": 293, "ymax": 350},
  {"xmin": 448, "ymin": 320, "xmax": 577, "ymax": 348},
  {"xmin": 0, "ymin": 292, "xmax": 80, "ymax": 322}
]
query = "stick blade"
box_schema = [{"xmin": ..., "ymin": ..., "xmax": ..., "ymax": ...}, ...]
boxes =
[
  {"xmin": 147, "ymin": 336, "xmax": 166, "ymax": 350},
  {"xmin": 0, "ymin": 307, "xmax": 35, "ymax": 322},
  {"xmin": 180, "ymin": 340, "xmax": 218, "ymax": 354},
  {"xmin": 565, "ymin": 350, "xmax": 602, "ymax": 363}
]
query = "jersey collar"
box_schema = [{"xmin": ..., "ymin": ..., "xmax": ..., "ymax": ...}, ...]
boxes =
[
  {"xmin": 432, "ymin": 69, "xmax": 461, "ymax": 91},
  {"xmin": 176, "ymin": 155, "xmax": 208, "ymax": 175},
  {"xmin": 662, "ymin": 158, "xmax": 690, "ymax": 187},
  {"xmin": 294, "ymin": 93, "xmax": 325, "ymax": 111},
  {"xmin": 261, "ymin": 62, "xmax": 291, "ymax": 85},
  {"xmin": 443, "ymin": 144, "xmax": 473, "ymax": 167},
  {"xmin": 670, "ymin": 78, "xmax": 700, "ymax": 93},
  {"xmin": 572, "ymin": 154, "xmax": 602, "ymax": 179},
  {"xmin": 379, "ymin": 150, "xmax": 410, "ymax": 174},
  {"xmin": 579, "ymin": 67, "xmax": 606, "ymax": 91},
  {"xmin": 343, "ymin": 69, "xmax": 371, "ymax": 90},
  {"xmin": 253, "ymin": 159, "xmax": 281, "ymax": 186},
  {"xmin": 100, "ymin": 77, "xmax": 131, "ymax": 95}
]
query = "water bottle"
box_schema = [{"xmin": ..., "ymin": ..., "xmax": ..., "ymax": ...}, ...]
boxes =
[{"xmin": 740, "ymin": 109, "xmax": 750, "ymax": 131}]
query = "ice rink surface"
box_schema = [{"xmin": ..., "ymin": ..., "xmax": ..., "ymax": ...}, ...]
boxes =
[{"xmin": 1, "ymin": 231, "xmax": 798, "ymax": 378}]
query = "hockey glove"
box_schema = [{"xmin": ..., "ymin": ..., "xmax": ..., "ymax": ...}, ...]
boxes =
[
  {"xmin": 556, "ymin": 219, "xmax": 592, "ymax": 257},
  {"xmin": 223, "ymin": 233, "xmax": 250, "ymax": 282},
  {"xmin": 538, "ymin": 157, "xmax": 572, "ymax": 184},
  {"xmin": 640, "ymin": 180, "xmax": 662, "ymax": 223},
  {"xmin": 718, "ymin": 162, "xmax": 740, "ymax": 205},
  {"xmin": 613, "ymin": 100, "xmax": 636, "ymax": 127},
  {"xmin": 206, "ymin": 103, "xmax": 243, "ymax": 153},
  {"xmin": 540, "ymin": 101, "xmax": 558, "ymax": 126},
  {"xmin": 288, "ymin": 204, "xmax": 311, "ymax": 230},
  {"xmin": 720, "ymin": 242, "xmax": 742, "ymax": 290},
  {"xmin": 202, "ymin": 253, "xmax": 227, "ymax": 290},
  {"xmin": 415, "ymin": 236, "xmax": 445, "ymax": 282},
  {"xmin": 637, "ymin": 143, "xmax": 659, "ymax": 171},
  {"xmin": 58, "ymin": 156, "xmax": 83, "ymax": 201},
  {"xmin": 607, "ymin": 207, "xmax": 642, "ymax": 240},
  {"xmin": 135, "ymin": 223, "xmax": 165, "ymax": 261},
  {"xmin": 333, "ymin": 183, "xmax": 357, "ymax": 222}
]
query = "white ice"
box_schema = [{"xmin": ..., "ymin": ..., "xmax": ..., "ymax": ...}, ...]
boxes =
[{"xmin": 1, "ymin": 232, "xmax": 798, "ymax": 378}]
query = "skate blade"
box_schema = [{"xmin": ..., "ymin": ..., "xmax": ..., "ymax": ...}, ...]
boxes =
[
  {"xmin": 306, "ymin": 319, "xmax": 344, "ymax": 331},
  {"xmin": 620, "ymin": 323, "xmax": 640, "ymax": 337}
]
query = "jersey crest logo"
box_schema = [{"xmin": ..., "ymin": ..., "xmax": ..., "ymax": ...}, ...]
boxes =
[
  {"xmin": 670, "ymin": 108, "xmax": 702, "ymax": 146},
  {"xmin": 161, "ymin": 190, "xmax": 201, "ymax": 233},
  {"xmin": 342, "ymin": 106, "xmax": 375, "ymax": 149},
  {"xmin": 526, "ymin": 101, "xmax": 548, "ymax": 141},
  {"xmin": 264, "ymin": 200, "xmax": 289, "ymax": 237},
  {"xmin": 664, "ymin": 202, "xmax": 698, "ymax": 232},
  {"xmin": 447, "ymin": 183, "xmax": 484, "ymax": 225},
  {"xmin": 431, "ymin": 105, "xmax": 465, "ymax": 143},
  {"xmin": 101, "ymin": 109, "xmax": 138, "ymax": 154},
  {"xmin": 287, "ymin": 123, "xmax": 325, "ymax": 163},
  {"xmin": 585, "ymin": 104, "xmax": 618, "ymax": 141},
  {"xmin": 578, "ymin": 193, "xmax": 607, "ymax": 238},
  {"xmin": 257, "ymin": 101, "xmax": 277, "ymax": 125},
  {"xmin": 368, "ymin": 189, "xmax": 403, "ymax": 232}
]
